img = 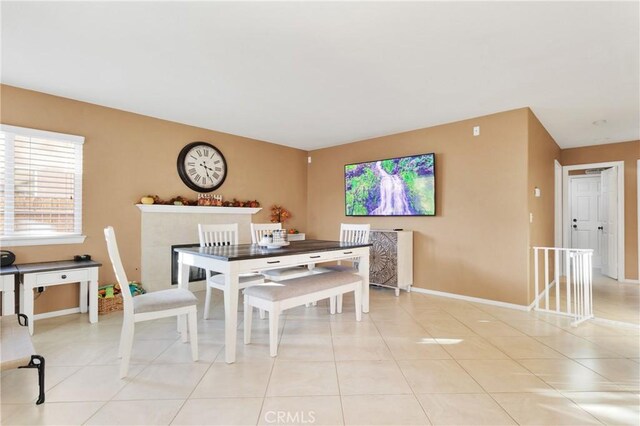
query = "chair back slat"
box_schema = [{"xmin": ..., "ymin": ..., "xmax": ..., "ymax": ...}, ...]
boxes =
[
  {"xmin": 198, "ymin": 223, "xmax": 239, "ymax": 247},
  {"xmin": 104, "ymin": 226, "xmax": 134, "ymax": 313},
  {"xmin": 339, "ymin": 223, "xmax": 370, "ymax": 244},
  {"xmin": 250, "ymin": 223, "xmax": 282, "ymax": 244}
]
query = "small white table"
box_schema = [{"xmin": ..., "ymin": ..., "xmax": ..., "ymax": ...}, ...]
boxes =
[
  {"xmin": 17, "ymin": 260, "xmax": 101, "ymax": 335},
  {"xmin": 1, "ymin": 266, "xmax": 17, "ymax": 315}
]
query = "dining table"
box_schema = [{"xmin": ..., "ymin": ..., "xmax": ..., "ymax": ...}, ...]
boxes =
[{"xmin": 175, "ymin": 239, "xmax": 371, "ymax": 363}]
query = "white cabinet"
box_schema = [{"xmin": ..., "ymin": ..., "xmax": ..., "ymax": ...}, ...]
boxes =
[{"xmin": 369, "ymin": 230, "xmax": 413, "ymax": 296}]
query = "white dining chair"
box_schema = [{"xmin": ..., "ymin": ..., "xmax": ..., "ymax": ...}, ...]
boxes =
[
  {"xmin": 316, "ymin": 223, "xmax": 370, "ymax": 313},
  {"xmin": 199, "ymin": 223, "xmax": 265, "ymax": 319},
  {"xmin": 250, "ymin": 223, "xmax": 313, "ymax": 281},
  {"xmin": 104, "ymin": 226, "xmax": 198, "ymax": 378}
]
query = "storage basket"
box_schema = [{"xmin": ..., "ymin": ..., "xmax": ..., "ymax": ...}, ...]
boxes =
[{"xmin": 98, "ymin": 293, "xmax": 123, "ymax": 315}]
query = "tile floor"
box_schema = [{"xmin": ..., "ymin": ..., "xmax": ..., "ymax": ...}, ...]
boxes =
[
  {"xmin": 1, "ymin": 287, "xmax": 639, "ymax": 425},
  {"xmin": 591, "ymin": 273, "xmax": 640, "ymax": 325}
]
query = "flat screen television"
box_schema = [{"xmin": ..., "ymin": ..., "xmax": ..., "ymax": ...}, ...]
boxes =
[{"xmin": 345, "ymin": 152, "xmax": 435, "ymax": 216}]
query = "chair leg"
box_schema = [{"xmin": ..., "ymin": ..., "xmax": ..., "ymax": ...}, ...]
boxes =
[
  {"xmin": 203, "ymin": 284, "xmax": 212, "ymax": 320},
  {"xmin": 119, "ymin": 322, "xmax": 135, "ymax": 378},
  {"xmin": 19, "ymin": 355, "xmax": 45, "ymax": 405},
  {"xmin": 118, "ymin": 317, "xmax": 128, "ymax": 358},
  {"xmin": 354, "ymin": 285, "xmax": 362, "ymax": 322},
  {"xmin": 244, "ymin": 298, "xmax": 253, "ymax": 344},
  {"xmin": 269, "ymin": 306, "xmax": 280, "ymax": 357},
  {"xmin": 179, "ymin": 314, "xmax": 188, "ymax": 343},
  {"xmin": 188, "ymin": 310, "xmax": 199, "ymax": 361},
  {"xmin": 337, "ymin": 294, "xmax": 343, "ymax": 314},
  {"xmin": 329, "ymin": 296, "xmax": 336, "ymax": 314}
]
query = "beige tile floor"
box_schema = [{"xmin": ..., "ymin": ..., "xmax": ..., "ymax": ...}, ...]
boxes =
[
  {"xmin": 591, "ymin": 274, "xmax": 640, "ymax": 325},
  {"xmin": 1, "ymin": 287, "xmax": 639, "ymax": 425},
  {"xmin": 545, "ymin": 273, "xmax": 640, "ymax": 325}
]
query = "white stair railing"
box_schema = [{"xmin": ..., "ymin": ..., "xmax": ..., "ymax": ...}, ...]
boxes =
[{"xmin": 532, "ymin": 247, "xmax": 594, "ymax": 326}]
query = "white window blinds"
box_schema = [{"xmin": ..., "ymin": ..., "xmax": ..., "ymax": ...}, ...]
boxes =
[{"xmin": 1, "ymin": 124, "xmax": 84, "ymax": 243}]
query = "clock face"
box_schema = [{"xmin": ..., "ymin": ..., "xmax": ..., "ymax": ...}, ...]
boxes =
[{"xmin": 177, "ymin": 142, "xmax": 227, "ymax": 192}]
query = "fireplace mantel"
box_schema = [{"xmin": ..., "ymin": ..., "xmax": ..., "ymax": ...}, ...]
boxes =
[
  {"xmin": 136, "ymin": 204, "xmax": 261, "ymax": 214},
  {"xmin": 138, "ymin": 203, "xmax": 259, "ymax": 292}
]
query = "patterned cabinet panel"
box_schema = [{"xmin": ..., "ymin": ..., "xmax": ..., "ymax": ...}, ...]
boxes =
[{"xmin": 369, "ymin": 230, "xmax": 413, "ymax": 295}]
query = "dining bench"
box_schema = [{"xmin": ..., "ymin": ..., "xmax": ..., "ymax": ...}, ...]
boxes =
[
  {"xmin": 243, "ymin": 271, "xmax": 362, "ymax": 356},
  {"xmin": 0, "ymin": 314, "xmax": 45, "ymax": 404}
]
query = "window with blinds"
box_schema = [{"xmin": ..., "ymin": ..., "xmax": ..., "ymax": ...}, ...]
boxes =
[{"xmin": 1, "ymin": 124, "xmax": 84, "ymax": 245}]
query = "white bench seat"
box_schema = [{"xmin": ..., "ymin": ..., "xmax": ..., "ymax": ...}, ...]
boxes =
[
  {"xmin": 0, "ymin": 314, "xmax": 45, "ymax": 404},
  {"xmin": 243, "ymin": 271, "xmax": 362, "ymax": 356}
]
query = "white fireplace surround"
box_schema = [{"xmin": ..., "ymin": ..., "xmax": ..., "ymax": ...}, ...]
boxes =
[{"xmin": 137, "ymin": 204, "xmax": 262, "ymax": 292}]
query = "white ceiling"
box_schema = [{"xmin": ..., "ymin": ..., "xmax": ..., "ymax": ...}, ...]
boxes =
[{"xmin": 2, "ymin": 1, "xmax": 638, "ymax": 150}]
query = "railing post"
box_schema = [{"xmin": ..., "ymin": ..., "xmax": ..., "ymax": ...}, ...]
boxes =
[
  {"xmin": 565, "ymin": 250, "xmax": 571, "ymax": 315},
  {"xmin": 577, "ymin": 253, "xmax": 583, "ymax": 320},
  {"xmin": 587, "ymin": 253, "xmax": 593, "ymax": 317},
  {"xmin": 534, "ymin": 249, "xmax": 539, "ymax": 310},
  {"xmin": 554, "ymin": 249, "xmax": 560, "ymax": 312},
  {"xmin": 544, "ymin": 249, "xmax": 549, "ymax": 311}
]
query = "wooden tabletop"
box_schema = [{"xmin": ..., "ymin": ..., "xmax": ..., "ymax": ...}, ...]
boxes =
[
  {"xmin": 174, "ymin": 239, "xmax": 371, "ymax": 261},
  {"xmin": 0, "ymin": 265, "xmax": 18, "ymax": 276},
  {"xmin": 11, "ymin": 260, "xmax": 102, "ymax": 274}
]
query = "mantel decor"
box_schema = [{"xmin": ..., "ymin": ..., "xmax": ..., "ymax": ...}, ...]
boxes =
[
  {"xmin": 270, "ymin": 205, "xmax": 291, "ymax": 224},
  {"xmin": 136, "ymin": 204, "xmax": 261, "ymax": 214}
]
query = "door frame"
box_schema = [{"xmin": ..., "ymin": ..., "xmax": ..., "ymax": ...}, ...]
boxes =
[
  {"xmin": 562, "ymin": 161, "xmax": 625, "ymax": 281},
  {"xmin": 554, "ymin": 160, "xmax": 563, "ymax": 248}
]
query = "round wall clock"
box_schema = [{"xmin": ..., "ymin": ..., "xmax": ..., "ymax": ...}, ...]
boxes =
[{"xmin": 177, "ymin": 141, "xmax": 228, "ymax": 192}]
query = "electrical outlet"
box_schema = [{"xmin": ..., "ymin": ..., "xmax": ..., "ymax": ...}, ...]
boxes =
[
  {"xmin": 307, "ymin": 156, "xmax": 312, "ymax": 164},
  {"xmin": 473, "ymin": 126, "xmax": 480, "ymax": 136}
]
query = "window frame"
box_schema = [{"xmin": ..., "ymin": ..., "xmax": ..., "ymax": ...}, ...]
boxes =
[{"xmin": 1, "ymin": 124, "xmax": 86, "ymax": 247}]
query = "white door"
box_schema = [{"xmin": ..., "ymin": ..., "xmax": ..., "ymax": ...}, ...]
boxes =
[
  {"xmin": 570, "ymin": 176, "xmax": 601, "ymax": 267},
  {"xmin": 600, "ymin": 167, "xmax": 618, "ymax": 279}
]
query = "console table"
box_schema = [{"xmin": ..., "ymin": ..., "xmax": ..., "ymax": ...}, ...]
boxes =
[
  {"xmin": 370, "ymin": 229, "xmax": 413, "ymax": 296},
  {"xmin": 1, "ymin": 266, "xmax": 18, "ymax": 315},
  {"xmin": 17, "ymin": 260, "xmax": 101, "ymax": 335}
]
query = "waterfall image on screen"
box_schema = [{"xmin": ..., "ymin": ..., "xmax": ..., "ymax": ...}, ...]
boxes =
[{"xmin": 345, "ymin": 153, "xmax": 435, "ymax": 216}]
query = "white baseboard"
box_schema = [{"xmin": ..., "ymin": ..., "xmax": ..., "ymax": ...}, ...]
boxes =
[
  {"xmin": 410, "ymin": 287, "xmax": 530, "ymax": 311},
  {"xmin": 620, "ymin": 278, "xmax": 639, "ymax": 284},
  {"xmin": 592, "ymin": 317, "xmax": 640, "ymax": 329},
  {"xmin": 33, "ymin": 307, "xmax": 81, "ymax": 321}
]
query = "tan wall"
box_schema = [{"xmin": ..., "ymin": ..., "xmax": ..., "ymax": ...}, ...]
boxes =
[
  {"xmin": 527, "ymin": 110, "xmax": 561, "ymax": 300},
  {"xmin": 561, "ymin": 140, "xmax": 639, "ymax": 280},
  {"xmin": 307, "ymin": 108, "xmax": 531, "ymax": 305},
  {"xmin": 1, "ymin": 85, "xmax": 308, "ymax": 314}
]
